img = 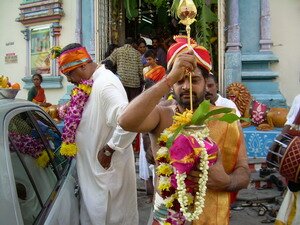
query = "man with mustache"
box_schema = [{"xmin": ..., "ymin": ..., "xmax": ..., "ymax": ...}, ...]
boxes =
[
  {"xmin": 205, "ymin": 73, "xmax": 241, "ymax": 117},
  {"xmin": 118, "ymin": 36, "xmax": 250, "ymax": 225}
]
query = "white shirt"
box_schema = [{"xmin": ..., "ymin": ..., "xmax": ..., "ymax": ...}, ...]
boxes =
[
  {"xmin": 76, "ymin": 65, "xmax": 138, "ymax": 225},
  {"xmin": 215, "ymin": 94, "xmax": 241, "ymax": 117},
  {"xmin": 285, "ymin": 94, "xmax": 300, "ymax": 125}
]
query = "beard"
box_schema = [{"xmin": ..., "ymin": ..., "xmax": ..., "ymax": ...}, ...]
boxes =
[
  {"xmin": 205, "ymin": 91, "xmax": 212, "ymax": 101},
  {"xmin": 173, "ymin": 91, "xmax": 205, "ymax": 110}
]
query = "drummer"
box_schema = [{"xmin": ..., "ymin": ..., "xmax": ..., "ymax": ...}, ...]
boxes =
[{"xmin": 275, "ymin": 94, "xmax": 300, "ymax": 225}]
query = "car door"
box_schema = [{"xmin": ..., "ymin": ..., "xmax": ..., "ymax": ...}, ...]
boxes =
[{"xmin": 5, "ymin": 107, "xmax": 79, "ymax": 225}]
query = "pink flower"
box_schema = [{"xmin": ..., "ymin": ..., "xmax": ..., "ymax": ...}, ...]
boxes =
[
  {"xmin": 169, "ymin": 135, "xmax": 200, "ymax": 174},
  {"xmin": 203, "ymin": 138, "xmax": 218, "ymax": 166},
  {"xmin": 62, "ymin": 79, "xmax": 93, "ymax": 145}
]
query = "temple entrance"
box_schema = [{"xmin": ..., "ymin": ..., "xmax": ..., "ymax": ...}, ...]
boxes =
[
  {"xmin": 125, "ymin": 4, "xmax": 183, "ymax": 44},
  {"xmin": 123, "ymin": 1, "xmax": 220, "ymax": 74}
]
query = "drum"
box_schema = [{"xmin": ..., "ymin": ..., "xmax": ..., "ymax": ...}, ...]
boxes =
[{"xmin": 267, "ymin": 134, "xmax": 300, "ymax": 183}]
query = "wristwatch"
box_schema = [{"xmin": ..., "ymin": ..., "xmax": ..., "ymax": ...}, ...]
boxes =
[{"xmin": 103, "ymin": 146, "xmax": 114, "ymax": 157}]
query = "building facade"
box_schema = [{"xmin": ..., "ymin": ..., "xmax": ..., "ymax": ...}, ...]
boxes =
[{"xmin": 0, "ymin": 0, "xmax": 299, "ymax": 106}]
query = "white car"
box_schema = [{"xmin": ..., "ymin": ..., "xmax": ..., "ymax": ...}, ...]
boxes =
[{"xmin": 0, "ymin": 89, "xmax": 79, "ymax": 225}]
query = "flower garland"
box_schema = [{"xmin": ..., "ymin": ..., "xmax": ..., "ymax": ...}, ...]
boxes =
[
  {"xmin": 156, "ymin": 108, "xmax": 218, "ymax": 224},
  {"xmin": 60, "ymin": 79, "xmax": 93, "ymax": 157},
  {"xmin": 9, "ymin": 132, "xmax": 53, "ymax": 168},
  {"xmin": 155, "ymin": 100, "xmax": 244, "ymax": 224}
]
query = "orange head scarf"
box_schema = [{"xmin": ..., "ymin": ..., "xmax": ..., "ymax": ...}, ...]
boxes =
[
  {"xmin": 167, "ymin": 35, "xmax": 212, "ymax": 72},
  {"xmin": 58, "ymin": 47, "xmax": 92, "ymax": 74}
]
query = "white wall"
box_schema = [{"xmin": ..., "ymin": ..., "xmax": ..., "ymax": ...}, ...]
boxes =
[
  {"xmin": 270, "ymin": 0, "xmax": 300, "ymax": 106},
  {"xmin": 0, "ymin": 0, "xmax": 78, "ymax": 104},
  {"xmin": 0, "ymin": 0, "xmax": 27, "ymax": 94}
]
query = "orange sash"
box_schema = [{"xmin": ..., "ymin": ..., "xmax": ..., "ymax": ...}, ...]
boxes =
[
  {"xmin": 193, "ymin": 107, "xmax": 241, "ymax": 225},
  {"xmin": 58, "ymin": 47, "xmax": 92, "ymax": 74},
  {"xmin": 33, "ymin": 88, "xmax": 46, "ymax": 103},
  {"xmin": 144, "ymin": 65, "xmax": 165, "ymax": 82}
]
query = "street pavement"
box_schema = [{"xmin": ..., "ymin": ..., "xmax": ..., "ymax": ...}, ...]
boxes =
[{"xmin": 136, "ymin": 171, "xmax": 284, "ymax": 225}]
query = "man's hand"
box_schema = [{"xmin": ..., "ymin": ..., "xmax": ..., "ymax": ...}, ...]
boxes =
[
  {"xmin": 40, "ymin": 102, "xmax": 52, "ymax": 107},
  {"xmin": 97, "ymin": 145, "xmax": 115, "ymax": 170},
  {"xmin": 168, "ymin": 50, "xmax": 197, "ymax": 83},
  {"xmin": 206, "ymin": 151, "xmax": 231, "ymax": 191}
]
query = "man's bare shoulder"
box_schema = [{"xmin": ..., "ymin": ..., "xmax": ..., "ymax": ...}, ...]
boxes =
[{"xmin": 151, "ymin": 104, "xmax": 175, "ymax": 138}]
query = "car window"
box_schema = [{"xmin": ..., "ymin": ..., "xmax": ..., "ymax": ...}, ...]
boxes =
[{"xmin": 8, "ymin": 110, "xmax": 68, "ymax": 225}]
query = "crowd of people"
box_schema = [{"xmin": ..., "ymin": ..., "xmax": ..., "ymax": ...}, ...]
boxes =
[{"xmin": 27, "ymin": 34, "xmax": 299, "ymax": 225}]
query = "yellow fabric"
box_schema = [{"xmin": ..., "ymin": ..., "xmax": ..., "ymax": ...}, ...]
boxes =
[
  {"xmin": 193, "ymin": 107, "xmax": 241, "ymax": 225},
  {"xmin": 275, "ymin": 190, "xmax": 300, "ymax": 225}
]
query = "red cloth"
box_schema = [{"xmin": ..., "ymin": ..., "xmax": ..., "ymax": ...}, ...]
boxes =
[
  {"xmin": 144, "ymin": 66, "xmax": 165, "ymax": 82},
  {"xmin": 133, "ymin": 133, "xmax": 140, "ymax": 153},
  {"xmin": 167, "ymin": 35, "xmax": 212, "ymax": 72}
]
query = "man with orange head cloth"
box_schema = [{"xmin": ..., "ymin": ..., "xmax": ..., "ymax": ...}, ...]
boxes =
[
  {"xmin": 58, "ymin": 43, "xmax": 138, "ymax": 225},
  {"xmin": 118, "ymin": 36, "xmax": 250, "ymax": 225}
]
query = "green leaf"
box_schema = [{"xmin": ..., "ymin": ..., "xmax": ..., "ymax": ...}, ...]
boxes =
[
  {"xmin": 170, "ymin": 0, "xmax": 180, "ymax": 18},
  {"xmin": 217, "ymin": 113, "xmax": 241, "ymax": 123},
  {"xmin": 166, "ymin": 125, "xmax": 184, "ymax": 148},
  {"xmin": 205, "ymin": 107, "xmax": 233, "ymax": 118},
  {"xmin": 240, "ymin": 117, "xmax": 252, "ymax": 122},
  {"xmin": 124, "ymin": 0, "xmax": 139, "ymax": 20},
  {"xmin": 112, "ymin": 0, "xmax": 118, "ymax": 9},
  {"xmin": 191, "ymin": 100, "xmax": 211, "ymax": 124},
  {"xmin": 197, "ymin": 107, "xmax": 233, "ymax": 124},
  {"xmin": 202, "ymin": 4, "xmax": 217, "ymax": 23}
]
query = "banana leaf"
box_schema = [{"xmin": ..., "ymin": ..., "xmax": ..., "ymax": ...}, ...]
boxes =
[
  {"xmin": 124, "ymin": 0, "xmax": 139, "ymax": 20},
  {"xmin": 194, "ymin": 107, "xmax": 234, "ymax": 125},
  {"xmin": 190, "ymin": 99, "xmax": 210, "ymax": 124},
  {"xmin": 170, "ymin": 0, "xmax": 180, "ymax": 18},
  {"xmin": 191, "ymin": 99, "xmax": 247, "ymax": 126}
]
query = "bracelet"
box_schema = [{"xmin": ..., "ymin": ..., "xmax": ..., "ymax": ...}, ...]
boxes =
[{"xmin": 164, "ymin": 76, "xmax": 172, "ymax": 88}]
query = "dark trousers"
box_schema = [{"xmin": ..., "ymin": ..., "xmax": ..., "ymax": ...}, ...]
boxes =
[{"xmin": 124, "ymin": 86, "xmax": 142, "ymax": 102}]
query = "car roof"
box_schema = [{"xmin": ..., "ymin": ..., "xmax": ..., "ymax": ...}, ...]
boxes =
[{"xmin": 0, "ymin": 98, "xmax": 40, "ymax": 121}]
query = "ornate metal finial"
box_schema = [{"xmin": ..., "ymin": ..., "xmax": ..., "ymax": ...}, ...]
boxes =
[
  {"xmin": 177, "ymin": 0, "xmax": 197, "ymax": 26},
  {"xmin": 177, "ymin": 0, "xmax": 197, "ymax": 111}
]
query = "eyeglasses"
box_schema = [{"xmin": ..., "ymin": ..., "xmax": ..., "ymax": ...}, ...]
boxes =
[{"xmin": 64, "ymin": 70, "xmax": 75, "ymax": 77}]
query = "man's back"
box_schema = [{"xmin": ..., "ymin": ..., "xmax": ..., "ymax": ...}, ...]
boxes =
[{"xmin": 108, "ymin": 44, "xmax": 143, "ymax": 89}]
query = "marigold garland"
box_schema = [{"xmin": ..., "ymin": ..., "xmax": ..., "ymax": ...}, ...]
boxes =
[{"xmin": 60, "ymin": 79, "xmax": 93, "ymax": 157}]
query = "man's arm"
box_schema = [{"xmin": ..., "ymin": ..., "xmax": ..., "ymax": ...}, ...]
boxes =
[
  {"xmin": 98, "ymin": 125, "xmax": 137, "ymax": 169},
  {"xmin": 118, "ymin": 51, "xmax": 197, "ymax": 133}
]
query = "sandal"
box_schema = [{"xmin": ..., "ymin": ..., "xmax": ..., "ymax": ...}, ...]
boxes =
[{"xmin": 258, "ymin": 205, "xmax": 268, "ymax": 216}]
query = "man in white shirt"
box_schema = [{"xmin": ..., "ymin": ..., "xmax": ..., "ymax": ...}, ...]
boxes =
[
  {"xmin": 58, "ymin": 43, "xmax": 138, "ymax": 225},
  {"xmin": 282, "ymin": 94, "xmax": 300, "ymax": 134},
  {"xmin": 205, "ymin": 73, "xmax": 241, "ymax": 117}
]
